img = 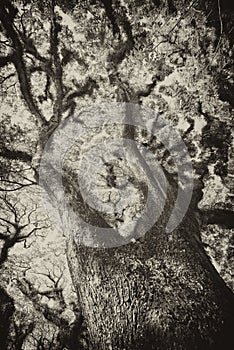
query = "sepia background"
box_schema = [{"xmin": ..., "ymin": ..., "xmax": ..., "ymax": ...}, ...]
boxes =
[{"xmin": 0, "ymin": 0, "xmax": 233, "ymax": 349}]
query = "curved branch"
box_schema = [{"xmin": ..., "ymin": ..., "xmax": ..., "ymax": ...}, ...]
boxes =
[{"xmin": 0, "ymin": 2, "xmax": 46, "ymax": 125}]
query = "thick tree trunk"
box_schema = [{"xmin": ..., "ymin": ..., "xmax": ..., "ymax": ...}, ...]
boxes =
[
  {"xmin": 63, "ymin": 1, "xmax": 234, "ymax": 346},
  {"xmin": 66, "ymin": 197, "xmax": 234, "ymax": 349},
  {"xmin": 34, "ymin": 0, "xmax": 233, "ymax": 348}
]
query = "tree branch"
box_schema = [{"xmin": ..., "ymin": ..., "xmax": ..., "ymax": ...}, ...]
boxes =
[
  {"xmin": 0, "ymin": 1, "xmax": 47, "ymax": 125},
  {"xmin": 0, "ymin": 226, "xmax": 22, "ymax": 266},
  {"xmin": 16, "ymin": 278, "xmax": 69, "ymax": 328},
  {"xmin": 49, "ymin": 1, "xmax": 64, "ymax": 124},
  {"xmin": 0, "ymin": 147, "xmax": 32, "ymax": 163},
  {"xmin": 201, "ymin": 209, "xmax": 234, "ymax": 229}
]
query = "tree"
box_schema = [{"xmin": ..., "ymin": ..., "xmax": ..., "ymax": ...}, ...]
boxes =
[
  {"xmin": 0, "ymin": 287, "xmax": 15, "ymax": 349},
  {"xmin": 1, "ymin": 235, "xmax": 84, "ymax": 349},
  {"xmin": 0, "ymin": 0, "xmax": 234, "ymax": 349}
]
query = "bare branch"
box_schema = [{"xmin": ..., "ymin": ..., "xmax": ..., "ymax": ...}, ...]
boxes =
[
  {"xmin": 0, "ymin": 226, "xmax": 22, "ymax": 266},
  {"xmin": 0, "ymin": 194, "xmax": 48, "ymax": 267},
  {"xmin": 0, "ymin": 178, "xmax": 37, "ymax": 192},
  {"xmin": 0, "ymin": 72, "xmax": 15, "ymax": 84},
  {"xmin": 16, "ymin": 278, "xmax": 69, "ymax": 328}
]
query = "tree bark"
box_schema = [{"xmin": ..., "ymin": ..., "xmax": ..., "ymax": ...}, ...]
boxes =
[
  {"xmin": 62, "ymin": 1, "xmax": 234, "ymax": 348},
  {"xmin": 66, "ymin": 184, "xmax": 234, "ymax": 349}
]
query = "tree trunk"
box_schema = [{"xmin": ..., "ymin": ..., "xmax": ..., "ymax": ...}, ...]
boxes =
[
  {"xmin": 63, "ymin": 1, "xmax": 234, "ymax": 347},
  {"xmin": 66, "ymin": 194, "xmax": 234, "ymax": 349}
]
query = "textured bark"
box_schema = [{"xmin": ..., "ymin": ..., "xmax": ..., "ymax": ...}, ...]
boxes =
[
  {"xmin": 67, "ymin": 213, "xmax": 234, "ymax": 349},
  {"xmin": 65, "ymin": 165, "xmax": 234, "ymax": 349},
  {"xmin": 63, "ymin": 1, "xmax": 234, "ymax": 349}
]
